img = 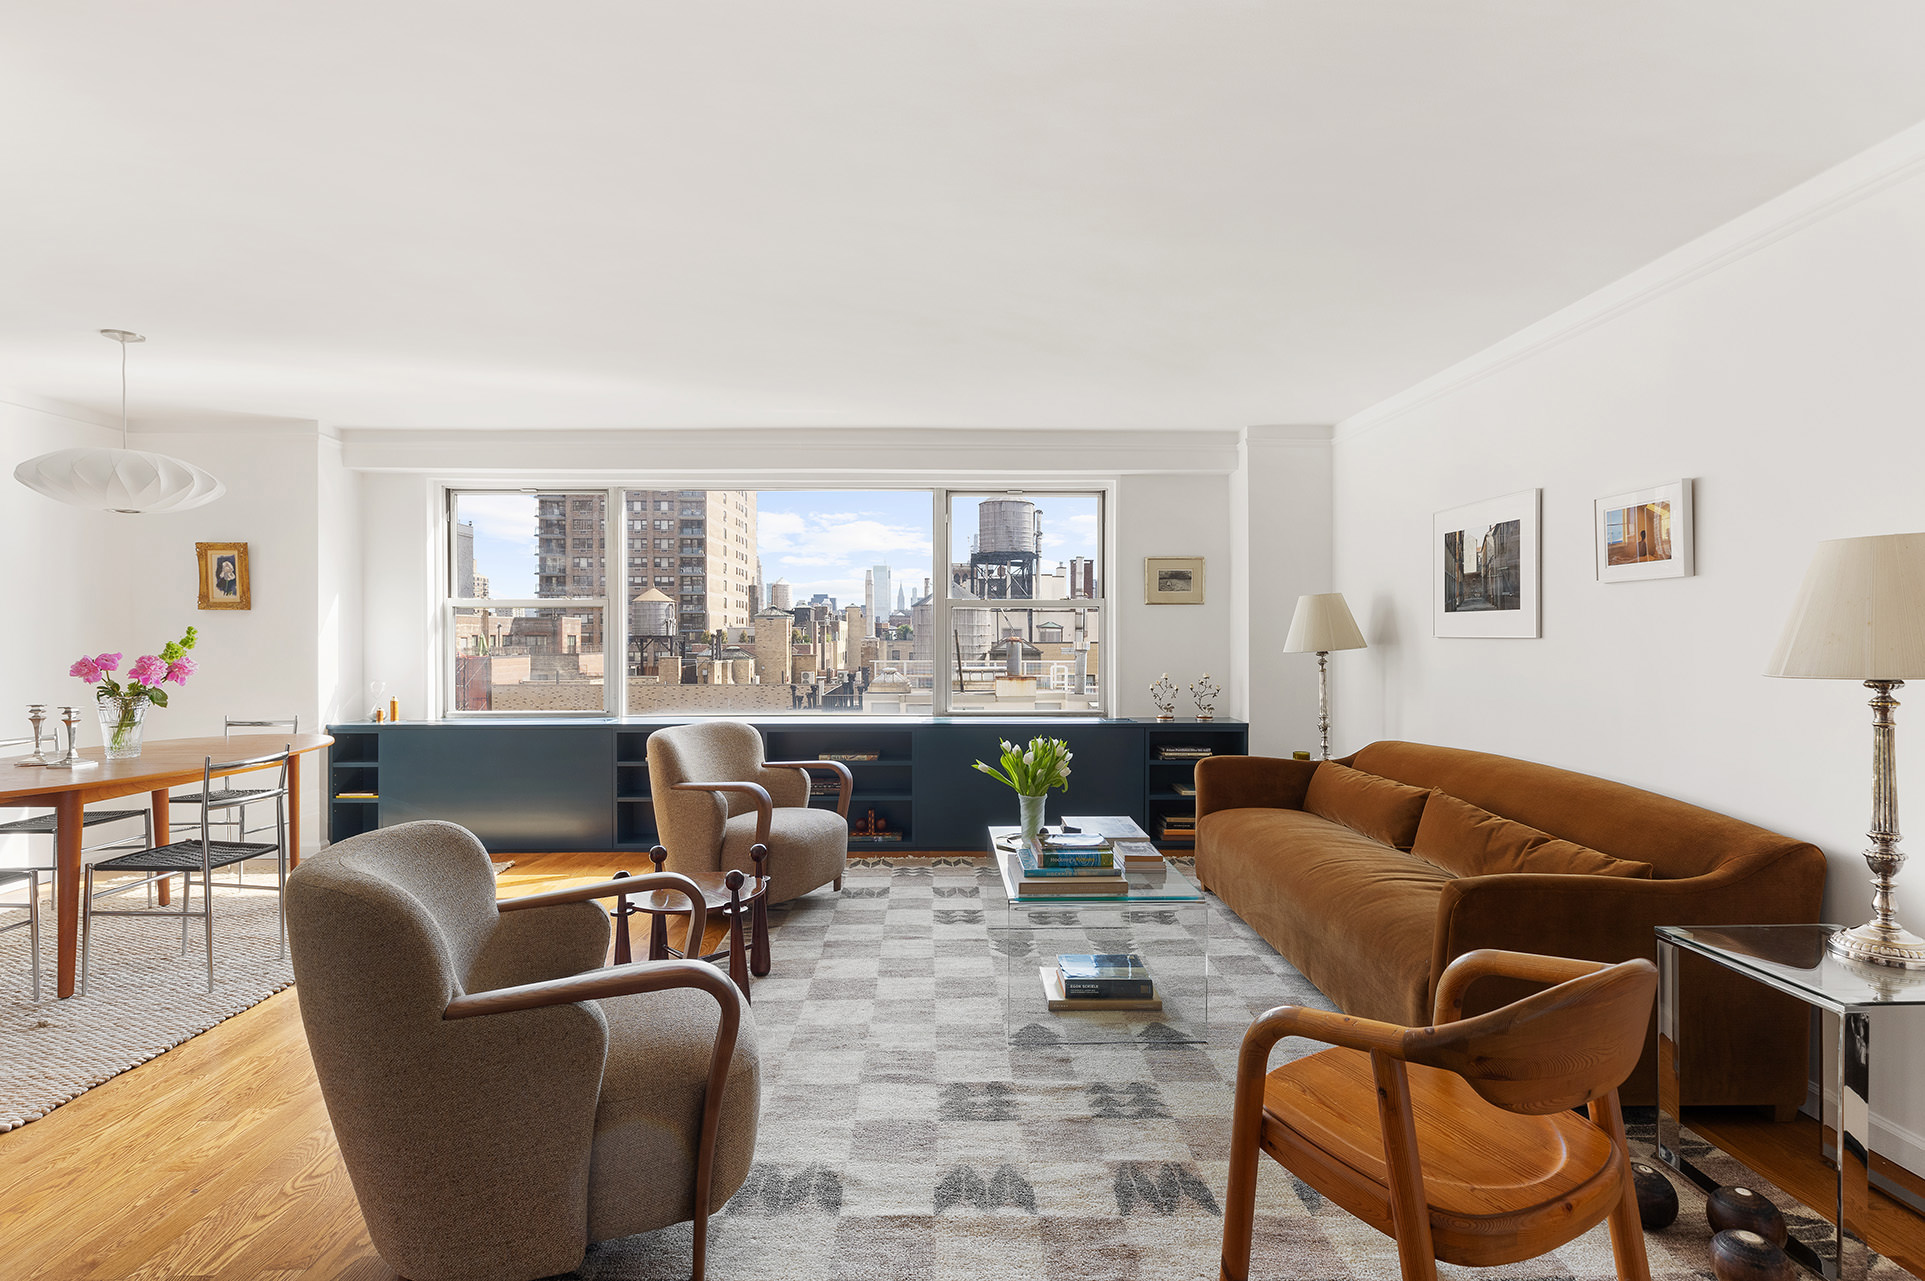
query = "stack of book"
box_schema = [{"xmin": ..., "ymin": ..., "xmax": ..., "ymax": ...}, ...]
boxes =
[
  {"xmin": 1040, "ymin": 952, "xmax": 1161, "ymax": 1010},
  {"xmin": 1154, "ymin": 745, "xmax": 1214, "ymax": 761},
  {"xmin": 1159, "ymin": 814, "xmax": 1197, "ymax": 843},
  {"xmin": 1012, "ymin": 832, "xmax": 1128, "ymax": 895}
]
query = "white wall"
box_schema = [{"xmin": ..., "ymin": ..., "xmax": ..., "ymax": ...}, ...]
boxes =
[
  {"xmin": 1329, "ymin": 124, "xmax": 1925, "ymax": 1166},
  {"xmin": 1233, "ymin": 427, "xmax": 1335, "ymax": 755}
]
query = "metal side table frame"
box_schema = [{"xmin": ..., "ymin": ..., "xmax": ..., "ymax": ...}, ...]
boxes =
[{"xmin": 1656, "ymin": 923, "xmax": 1925, "ymax": 1281}]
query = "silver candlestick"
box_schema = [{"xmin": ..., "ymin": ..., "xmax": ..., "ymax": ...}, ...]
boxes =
[
  {"xmin": 14, "ymin": 705, "xmax": 52, "ymax": 766},
  {"xmin": 45, "ymin": 705, "xmax": 97, "ymax": 771}
]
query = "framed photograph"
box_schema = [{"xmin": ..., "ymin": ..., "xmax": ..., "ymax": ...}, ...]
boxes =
[
  {"xmin": 1434, "ymin": 489, "xmax": 1540, "ymax": 638},
  {"xmin": 1595, "ymin": 479, "xmax": 1693, "ymax": 582},
  {"xmin": 1144, "ymin": 556, "xmax": 1205, "ymax": 604},
  {"xmin": 196, "ymin": 541, "xmax": 250, "ymax": 610}
]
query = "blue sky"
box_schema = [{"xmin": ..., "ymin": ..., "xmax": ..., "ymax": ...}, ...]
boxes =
[{"xmin": 457, "ymin": 490, "xmax": 1100, "ymax": 606}]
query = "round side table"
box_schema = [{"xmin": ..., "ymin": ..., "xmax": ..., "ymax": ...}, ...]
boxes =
[{"xmin": 617, "ymin": 847, "xmax": 770, "ymax": 998}]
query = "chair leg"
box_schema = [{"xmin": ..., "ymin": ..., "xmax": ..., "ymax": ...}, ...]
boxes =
[
  {"xmin": 832, "ymin": 874, "xmax": 842, "ymax": 891},
  {"xmin": 1371, "ymin": 1053, "xmax": 1440, "ymax": 1281},
  {"xmin": 179, "ymin": 870, "xmax": 193, "ymax": 954},
  {"xmin": 276, "ymin": 845, "xmax": 287, "ymax": 960},
  {"xmin": 1591, "ymin": 1091, "xmax": 1654, "ymax": 1281},
  {"xmin": 1219, "ymin": 1030, "xmax": 1275, "ymax": 1281},
  {"xmin": 27, "ymin": 870, "xmax": 41, "ymax": 1003},
  {"xmin": 203, "ymin": 864, "xmax": 216, "ymax": 993},
  {"xmin": 79, "ymin": 866, "xmax": 94, "ymax": 997}
]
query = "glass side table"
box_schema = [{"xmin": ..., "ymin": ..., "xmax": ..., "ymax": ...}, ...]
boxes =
[
  {"xmin": 983, "ymin": 825, "xmax": 1209, "ymax": 1046},
  {"xmin": 1656, "ymin": 923, "xmax": 1925, "ymax": 1280}
]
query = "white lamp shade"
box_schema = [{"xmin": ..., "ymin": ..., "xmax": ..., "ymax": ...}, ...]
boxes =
[
  {"xmin": 14, "ymin": 447, "xmax": 225, "ymax": 514},
  {"xmin": 1766, "ymin": 532, "xmax": 1925, "ymax": 679},
  {"xmin": 1283, "ymin": 592, "xmax": 1367, "ymax": 653}
]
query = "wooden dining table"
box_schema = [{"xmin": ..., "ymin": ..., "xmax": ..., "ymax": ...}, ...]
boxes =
[{"xmin": 0, "ymin": 732, "xmax": 333, "ymax": 998}]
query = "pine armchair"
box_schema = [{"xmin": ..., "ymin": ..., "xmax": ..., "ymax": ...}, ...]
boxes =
[
  {"xmin": 286, "ymin": 820, "xmax": 760, "ymax": 1281},
  {"xmin": 1221, "ymin": 949, "xmax": 1657, "ymax": 1281},
  {"xmin": 647, "ymin": 720, "xmax": 851, "ymax": 908}
]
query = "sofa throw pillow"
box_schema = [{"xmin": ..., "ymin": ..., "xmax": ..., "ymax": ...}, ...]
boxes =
[
  {"xmin": 1413, "ymin": 790, "xmax": 1655, "ymax": 879},
  {"xmin": 1301, "ymin": 762, "xmax": 1432, "ymax": 851}
]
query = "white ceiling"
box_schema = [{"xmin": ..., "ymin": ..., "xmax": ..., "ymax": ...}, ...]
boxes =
[{"xmin": 3, "ymin": 2, "xmax": 1923, "ymax": 432}]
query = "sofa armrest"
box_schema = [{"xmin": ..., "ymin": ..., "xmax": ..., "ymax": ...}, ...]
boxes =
[{"xmin": 1195, "ymin": 755, "xmax": 1319, "ymax": 819}]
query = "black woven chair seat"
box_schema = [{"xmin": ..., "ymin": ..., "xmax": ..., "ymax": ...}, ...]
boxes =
[
  {"xmin": 172, "ymin": 788, "xmax": 276, "ymax": 806},
  {"xmin": 92, "ymin": 840, "xmax": 281, "ymax": 872},
  {"xmin": 0, "ymin": 809, "xmax": 147, "ymax": 834}
]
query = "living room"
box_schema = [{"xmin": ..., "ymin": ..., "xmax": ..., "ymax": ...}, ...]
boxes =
[{"xmin": 5, "ymin": 5, "xmax": 1925, "ymax": 1279}]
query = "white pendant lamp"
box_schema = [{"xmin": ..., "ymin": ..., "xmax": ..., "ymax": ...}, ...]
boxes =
[{"xmin": 13, "ymin": 330, "xmax": 224, "ymax": 514}]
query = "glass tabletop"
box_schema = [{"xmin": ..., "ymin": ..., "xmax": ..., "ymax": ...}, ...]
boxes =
[
  {"xmin": 1657, "ymin": 923, "xmax": 1925, "ymax": 1009},
  {"xmin": 985, "ymin": 826, "xmax": 1204, "ymax": 904}
]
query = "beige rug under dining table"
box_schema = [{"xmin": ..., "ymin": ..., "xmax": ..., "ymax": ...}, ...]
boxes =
[{"xmin": 0, "ymin": 732, "xmax": 333, "ymax": 998}]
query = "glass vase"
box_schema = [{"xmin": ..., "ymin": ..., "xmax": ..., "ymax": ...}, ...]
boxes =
[
  {"xmin": 97, "ymin": 694, "xmax": 150, "ymax": 759},
  {"xmin": 1019, "ymin": 792, "xmax": 1047, "ymax": 841}
]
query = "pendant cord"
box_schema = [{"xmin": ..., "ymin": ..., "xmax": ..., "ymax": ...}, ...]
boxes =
[{"xmin": 120, "ymin": 339, "xmax": 129, "ymax": 450}]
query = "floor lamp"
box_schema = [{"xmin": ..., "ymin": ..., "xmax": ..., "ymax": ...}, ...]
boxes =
[
  {"xmin": 1768, "ymin": 532, "xmax": 1925, "ymax": 970},
  {"xmin": 1283, "ymin": 593, "xmax": 1367, "ymax": 760}
]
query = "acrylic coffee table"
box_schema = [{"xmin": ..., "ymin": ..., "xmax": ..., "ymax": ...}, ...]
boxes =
[{"xmin": 983, "ymin": 824, "xmax": 1210, "ymax": 1046}]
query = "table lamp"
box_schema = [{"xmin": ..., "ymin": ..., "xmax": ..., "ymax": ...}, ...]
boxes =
[
  {"xmin": 1283, "ymin": 592, "xmax": 1367, "ymax": 760},
  {"xmin": 1767, "ymin": 532, "xmax": 1925, "ymax": 970}
]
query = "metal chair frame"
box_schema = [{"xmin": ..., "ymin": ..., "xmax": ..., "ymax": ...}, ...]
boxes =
[
  {"xmin": 83, "ymin": 747, "xmax": 291, "ymax": 994},
  {"xmin": 168, "ymin": 716, "xmax": 298, "ymax": 882},
  {"xmin": 0, "ymin": 868, "xmax": 42, "ymax": 1002},
  {"xmin": 1, "ymin": 736, "xmax": 159, "ymax": 905}
]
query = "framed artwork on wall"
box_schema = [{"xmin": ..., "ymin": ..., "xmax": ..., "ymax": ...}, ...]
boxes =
[
  {"xmin": 1144, "ymin": 556, "xmax": 1205, "ymax": 604},
  {"xmin": 1433, "ymin": 489, "xmax": 1540, "ymax": 638},
  {"xmin": 196, "ymin": 541, "xmax": 250, "ymax": 610},
  {"xmin": 1595, "ymin": 479, "xmax": 1694, "ymax": 582}
]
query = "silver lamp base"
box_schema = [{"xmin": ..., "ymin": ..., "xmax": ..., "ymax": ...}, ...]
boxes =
[{"xmin": 1829, "ymin": 920, "xmax": 1925, "ymax": 970}]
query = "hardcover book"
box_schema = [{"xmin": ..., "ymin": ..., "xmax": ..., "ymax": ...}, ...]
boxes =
[{"xmin": 1056, "ymin": 953, "xmax": 1154, "ymax": 999}]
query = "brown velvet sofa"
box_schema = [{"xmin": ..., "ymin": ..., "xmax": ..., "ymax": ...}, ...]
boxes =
[{"xmin": 1194, "ymin": 740, "xmax": 1827, "ymax": 1110}]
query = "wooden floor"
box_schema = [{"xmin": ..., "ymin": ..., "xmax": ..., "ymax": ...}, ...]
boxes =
[{"xmin": 3, "ymin": 851, "xmax": 1922, "ymax": 1279}]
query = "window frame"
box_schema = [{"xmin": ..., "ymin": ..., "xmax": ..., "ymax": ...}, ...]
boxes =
[{"xmin": 439, "ymin": 483, "xmax": 1112, "ymax": 719}]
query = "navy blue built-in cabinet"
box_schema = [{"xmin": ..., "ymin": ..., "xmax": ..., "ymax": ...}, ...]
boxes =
[{"xmin": 326, "ymin": 717, "xmax": 1247, "ymax": 854}]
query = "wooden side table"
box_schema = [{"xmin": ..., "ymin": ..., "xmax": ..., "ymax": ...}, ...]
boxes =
[{"xmin": 612, "ymin": 846, "xmax": 770, "ymax": 999}]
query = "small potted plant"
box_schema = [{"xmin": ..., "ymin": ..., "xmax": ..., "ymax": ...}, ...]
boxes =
[
  {"xmin": 71, "ymin": 626, "xmax": 199, "ymax": 759},
  {"xmin": 972, "ymin": 736, "xmax": 1073, "ymax": 840}
]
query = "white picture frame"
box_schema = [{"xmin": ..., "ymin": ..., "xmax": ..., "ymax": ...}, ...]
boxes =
[
  {"xmin": 1433, "ymin": 489, "xmax": 1540, "ymax": 638},
  {"xmin": 1595, "ymin": 479, "xmax": 1694, "ymax": 583}
]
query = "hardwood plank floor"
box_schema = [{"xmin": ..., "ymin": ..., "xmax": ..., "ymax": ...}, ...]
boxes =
[{"xmin": 4, "ymin": 852, "xmax": 1921, "ymax": 1278}]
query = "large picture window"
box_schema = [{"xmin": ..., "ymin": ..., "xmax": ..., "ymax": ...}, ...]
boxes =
[{"xmin": 443, "ymin": 487, "xmax": 1106, "ymax": 716}]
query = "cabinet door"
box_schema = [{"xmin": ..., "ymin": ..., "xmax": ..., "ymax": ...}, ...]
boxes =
[
  {"xmin": 913, "ymin": 723, "xmax": 1143, "ymax": 849},
  {"xmin": 382, "ymin": 726, "xmax": 615, "ymax": 852}
]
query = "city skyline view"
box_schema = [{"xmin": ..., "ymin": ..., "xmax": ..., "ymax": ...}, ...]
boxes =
[{"xmin": 458, "ymin": 489, "xmax": 1101, "ymax": 610}]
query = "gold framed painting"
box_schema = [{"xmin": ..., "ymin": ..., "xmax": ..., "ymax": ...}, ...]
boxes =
[
  {"xmin": 1144, "ymin": 556, "xmax": 1205, "ymax": 604},
  {"xmin": 196, "ymin": 541, "xmax": 250, "ymax": 610}
]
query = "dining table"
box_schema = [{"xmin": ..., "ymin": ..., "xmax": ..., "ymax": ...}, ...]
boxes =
[{"xmin": 0, "ymin": 732, "xmax": 333, "ymax": 998}]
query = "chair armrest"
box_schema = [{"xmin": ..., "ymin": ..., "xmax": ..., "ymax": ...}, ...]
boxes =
[
  {"xmin": 1431, "ymin": 948, "xmax": 1609, "ymax": 1024},
  {"xmin": 673, "ymin": 780, "xmax": 774, "ymax": 845},
  {"xmin": 443, "ymin": 956, "xmax": 740, "ymax": 1023},
  {"xmin": 499, "ymin": 871, "xmax": 706, "ymax": 959},
  {"xmin": 1237, "ymin": 1004, "xmax": 1410, "ymax": 1079},
  {"xmin": 1195, "ymin": 755, "xmax": 1319, "ymax": 819},
  {"xmin": 766, "ymin": 759, "xmax": 853, "ymax": 817}
]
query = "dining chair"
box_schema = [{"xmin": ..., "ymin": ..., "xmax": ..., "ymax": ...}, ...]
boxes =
[
  {"xmin": 82, "ymin": 747, "xmax": 292, "ymax": 994},
  {"xmin": 0, "ymin": 868, "xmax": 43, "ymax": 1001},
  {"xmin": 0, "ymin": 736, "xmax": 157, "ymax": 904},
  {"xmin": 169, "ymin": 716, "xmax": 298, "ymax": 881},
  {"xmin": 1220, "ymin": 948, "xmax": 1657, "ymax": 1281}
]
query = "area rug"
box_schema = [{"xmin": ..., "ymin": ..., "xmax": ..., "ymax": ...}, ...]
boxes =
[
  {"xmin": 558, "ymin": 857, "xmax": 1910, "ymax": 1280},
  {"xmin": 0, "ymin": 879, "xmax": 294, "ymax": 1132}
]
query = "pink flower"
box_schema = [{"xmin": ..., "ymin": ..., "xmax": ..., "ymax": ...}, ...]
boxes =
[
  {"xmin": 128, "ymin": 655, "xmax": 166, "ymax": 685},
  {"xmin": 96, "ymin": 652, "xmax": 121, "ymax": 673},
  {"xmin": 69, "ymin": 656, "xmax": 103, "ymax": 683},
  {"xmin": 163, "ymin": 655, "xmax": 196, "ymax": 685}
]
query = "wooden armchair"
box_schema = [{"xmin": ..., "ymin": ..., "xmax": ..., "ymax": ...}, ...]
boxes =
[
  {"xmin": 646, "ymin": 720, "xmax": 851, "ymax": 908},
  {"xmin": 1221, "ymin": 949, "xmax": 1657, "ymax": 1281}
]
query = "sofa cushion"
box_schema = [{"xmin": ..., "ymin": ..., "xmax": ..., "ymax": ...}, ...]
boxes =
[
  {"xmin": 1196, "ymin": 807, "xmax": 1451, "ymax": 1025},
  {"xmin": 1412, "ymin": 790, "xmax": 1654, "ymax": 880},
  {"xmin": 1302, "ymin": 762, "xmax": 1431, "ymax": 851}
]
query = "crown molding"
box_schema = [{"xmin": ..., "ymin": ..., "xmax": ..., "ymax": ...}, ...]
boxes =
[
  {"xmin": 0, "ymin": 388, "xmax": 119, "ymax": 431},
  {"xmin": 1335, "ymin": 118, "xmax": 1925, "ymax": 442}
]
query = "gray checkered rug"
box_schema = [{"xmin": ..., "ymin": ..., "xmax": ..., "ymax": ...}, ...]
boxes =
[{"xmin": 561, "ymin": 858, "xmax": 1903, "ymax": 1280}]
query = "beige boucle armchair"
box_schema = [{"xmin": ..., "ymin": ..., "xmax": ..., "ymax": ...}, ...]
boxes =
[
  {"xmin": 285, "ymin": 820, "xmax": 759, "ymax": 1281},
  {"xmin": 647, "ymin": 720, "xmax": 851, "ymax": 905}
]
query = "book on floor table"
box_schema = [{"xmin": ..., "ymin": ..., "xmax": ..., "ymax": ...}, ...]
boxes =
[{"xmin": 1056, "ymin": 953, "xmax": 1155, "ymax": 999}]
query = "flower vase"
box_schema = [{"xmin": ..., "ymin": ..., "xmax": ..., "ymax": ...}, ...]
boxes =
[
  {"xmin": 97, "ymin": 694, "xmax": 150, "ymax": 759},
  {"xmin": 1018, "ymin": 792, "xmax": 1047, "ymax": 841}
]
